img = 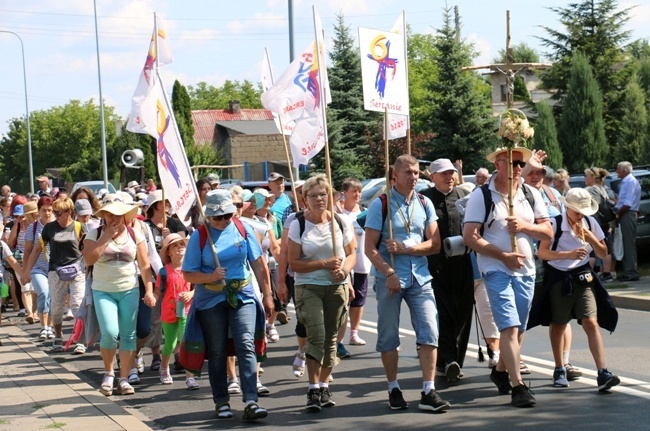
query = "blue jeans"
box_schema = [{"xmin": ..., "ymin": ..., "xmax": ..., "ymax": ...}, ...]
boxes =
[
  {"xmin": 92, "ymin": 288, "xmax": 139, "ymax": 351},
  {"xmin": 482, "ymin": 271, "xmax": 535, "ymax": 332},
  {"xmin": 197, "ymin": 300, "xmax": 257, "ymax": 405},
  {"xmin": 31, "ymin": 271, "xmax": 49, "ymax": 314},
  {"xmin": 375, "ymin": 278, "xmax": 439, "ymax": 352}
]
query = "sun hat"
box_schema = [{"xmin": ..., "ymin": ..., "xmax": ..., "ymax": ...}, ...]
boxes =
[
  {"xmin": 252, "ymin": 188, "xmax": 273, "ymax": 209},
  {"xmin": 23, "ymin": 202, "xmax": 38, "ymax": 215},
  {"xmin": 13, "ymin": 204, "xmax": 24, "ymax": 216},
  {"xmin": 521, "ymin": 154, "xmax": 549, "ymax": 177},
  {"xmin": 206, "ymin": 173, "xmax": 220, "ymax": 185},
  {"xmin": 146, "ymin": 190, "xmax": 166, "ymax": 209},
  {"xmin": 241, "ymin": 189, "xmax": 254, "ymax": 202},
  {"xmin": 429, "ymin": 158, "xmax": 457, "ymax": 174},
  {"xmin": 74, "ymin": 199, "xmax": 92, "ymax": 216},
  {"xmin": 97, "ymin": 188, "xmax": 109, "ymax": 199},
  {"xmin": 204, "ymin": 190, "xmax": 236, "ymax": 217},
  {"xmin": 294, "ymin": 180, "xmax": 305, "ymax": 189},
  {"xmin": 560, "ymin": 188, "xmax": 598, "ymax": 216},
  {"xmin": 159, "ymin": 233, "xmax": 189, "ymax": 265},
  {"xmin": 135, "ymin": 192, "xmax": 147, "ymax": 201},
  {"xmin": 94, "ymin": 193, "xmax": 139, "ymax": 222},
  {"xmin": 127, "ymin": 180, "xmax": 140, "ymax": 189},
  {"xmin": 117, "ymin": 190, "xmax": 142, "ymax": 207},
  {"xmin": 35, "ymin": 175, "xmax": 49, "ymax": 182},
  {"xmin": 486, "ymin": 146, "xmax": 533, "ymax": 164}
]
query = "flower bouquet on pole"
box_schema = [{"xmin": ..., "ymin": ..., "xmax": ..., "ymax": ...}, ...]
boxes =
[{"xmin": 498, "ymin": 108, "xmax": 534, "ymax": 252}]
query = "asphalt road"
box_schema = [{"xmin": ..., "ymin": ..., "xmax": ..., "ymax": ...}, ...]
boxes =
[{"xmin": 18, "ymin": 287, "xmax": 650, "ymax": 431}]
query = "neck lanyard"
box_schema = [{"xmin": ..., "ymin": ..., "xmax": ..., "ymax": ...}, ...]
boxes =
[{"xmin": 392, "ymin": 192, "xmax": 416, "ymax": 235}]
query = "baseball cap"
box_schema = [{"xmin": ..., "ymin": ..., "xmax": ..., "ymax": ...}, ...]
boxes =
[
  {"xmin": 268, "ymin": 172, "xmax": 285, "ymax": 182},
  {"xmin": 13, "ymin": 204, "xmax": 24, "ymax": 216},
  {"xmin": 74, "ymin": 199, "xmax": 93, "ymax": 216},
  {"xmin": 429, "ymin": 159, "xmax": 457, "ymax": 174}
]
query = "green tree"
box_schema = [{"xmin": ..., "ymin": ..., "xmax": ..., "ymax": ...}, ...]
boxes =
[
  {"xmin": 615, "ymin": 78, "xmax": 648, "ymax": 163},
  {"xmin": 638, "ymin": 58, "xmax": 650, "ymax": 105},
  {"xmin": 188, "ymin": 80, "xmax": 263, "ymax": 110},
  {"xmin": 533, "ymin": 101, "xmax": 563, "ymax": 169},
  {"xmin": 424, "ymin": 7, "xmax": 496, "ymax": 172},
  {"xmin": 313, "ymin": 13, "xmax": 379, "ymax": 187},
  {"xmin": 557, "ymin": 52, "xmax": 607, "ymax": 172},
  {"xmin": 493, "ymin": 42, "xmax": 541, "ymax": 64},
  {"xmin": 407, "ymin": 31, "xmax": 439, "ymax": 135},
  {"xmin": 171, "ymin": 80, "xmax": 195, "ymax": 148}
]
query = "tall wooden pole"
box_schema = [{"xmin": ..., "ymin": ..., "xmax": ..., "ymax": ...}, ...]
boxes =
[
  {"xmin": 505, "ymin": 10, "xmax": 517, "ymax": 253},
  {"xmin": 384, "ymin": 107, "xmax": 395, "ymax": 267}
]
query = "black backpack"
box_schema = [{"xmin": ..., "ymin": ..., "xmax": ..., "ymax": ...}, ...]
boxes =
[{"xmin": 479, "ymin": 183, "xmax": 535, "ymax": 235}]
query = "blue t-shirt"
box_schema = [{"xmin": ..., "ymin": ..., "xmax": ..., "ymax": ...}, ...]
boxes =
[
  {"xmin": 365, "ymin": 187, "xmax": 438, "ymax": 288},
  {"xmin": 270, "ymin": 193, "xmax": 292, "ymax": 224},
  {"xmin": 182, "ymin": 220, "xmax": 262, "ymax": 310}
]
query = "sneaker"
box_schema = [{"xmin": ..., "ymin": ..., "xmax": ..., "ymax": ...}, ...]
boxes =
[
  {"xmin": 336, "ymin": 342, "xmax": 351, "ymax": 358},
  {"xmin": 292, "ymin": 352, "xmax": 306, "ymax": 378},
  {"xmin": 388, "ymin": 387, "xmax": 408, "ymax": 410},
  {"xmin": 64, "ymin": 309, "xmax": 74, "ymax": 321},
  {"xmin": 597, "ymin": 369, "xmax": 620, "ymax": 392},
  {"xmin": 135, "ymin": 354, "xmax": 145, "ymax": 374},
  {"xmin": 320, "ymin": 387, "xmax": 336, "ymax": 407},
  {"xmin": 600, "ymin": 273, "xmax": 614, "ymax": 283},
  {"xmin": 553, "ymin": 367, "xmax": 569, "ymax": 387},
  {"xmin": 38, "ymin": 328, "xmax": 48, "ymax": 341},
  {"xmin": 257, "ymin": 380, "xmax": 270, "ymax": 396},
  {"xmin": 186, "ymin": 377, "xmax": 200, "ymax": 390},
  {"xmin": 565, "ymin": 363, "xmax": 582, "ymax": 381},
  {"xmin": 488, "ymin": 350, "xmax": 500, "ymax": 368},
  {"xmin": 490, "ymin": 368, "xmax": 512, "ymax": 395},
  {"xmin": 276, "ymin": 310, "xmax": 289, "ymax": 325},
  {"xmin": 511, "ymin": 383, "xmax": 536, "ymax": 407},
  {"xmin": 349, "ymin": 334, "xmax": 367, "ymax": 345},
  {"xmin": 159, "ymin": 368, "xmax": 173, "ymax": 385},
  {"xmin": 306, "ymin": 388, "xmax": 321, "ymax": 412},
  {"xmin": 519, "ymin": 360, "xmax": 531, "ymax": 375},
  {"xmin": 17, "ymin": 309, "xmax": 26, "ymax": 317},
  {"xmin": 150, "ymin": 356, "xmax": 161, "ymax": 371},
  {"xmin": 46, "ymin": 328, "xmax": 55, "ymax": 340},
  {"xmin": 242, "ymin": 402, "xmax": 268, "ymax": 421},
  {"xmin": 418, "ymin": 390, "xmax": 450, "ymax": 412},
  {"xmin": 444, "ymin": 361, "xmax": 461, "ymax": 384},
  {"xmin": 266, "ymin": 325, "xmax": 279, "ymax": 343},
  {"xmin": 227, "ymin": 379, "xmax": 241, "ymax": 395}
]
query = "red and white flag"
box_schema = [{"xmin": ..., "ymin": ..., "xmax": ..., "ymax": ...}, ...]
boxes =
[{"xmin": 126, "ymin": 16, "xmax": 195, "ymax": 222}]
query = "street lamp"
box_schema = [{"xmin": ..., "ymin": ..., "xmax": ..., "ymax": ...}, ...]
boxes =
[{"xmin": 0, "ymin": 30, "xmax": 35, "ymax": 193}]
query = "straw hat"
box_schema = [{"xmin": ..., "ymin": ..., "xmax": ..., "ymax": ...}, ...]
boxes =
[
  {"xmin": 94, "ymin": 194, "xmax": 139, "ymax": 222},
  {"xmin": 159, "ymin": 233, "xmax": 189, "ymax": 265},
  {"xmin": 23, "ymin": 201, "xmax": 38, "ymax": 215},
  {"xmin": 486, "ymin": 147, "xmax": 533, "ymax": 164},
  {"xmin": 560, "ymin": 188, "xmax": 598, "ymax": 216}
]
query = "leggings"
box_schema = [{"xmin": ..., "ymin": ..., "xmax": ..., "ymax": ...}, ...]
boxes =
[
  {"xmin": 93, "ymin": 288, "xmax": 139, "ymax": 351},
  {"xmin": 161, "ymin": 318, "xmax": 187, "ymax": 357}
]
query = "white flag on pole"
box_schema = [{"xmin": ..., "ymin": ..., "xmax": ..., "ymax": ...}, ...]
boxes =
[
  {"xmin": 261, "ymin": 49, "xmax": 294, "ymax": 136},
  {"xmin": 385, "ymin": 12, "xmax": 409, "ymax": 140},
  {"xmin": 126, "ymin": 16, "xmax": 172, "ymax": 134}
]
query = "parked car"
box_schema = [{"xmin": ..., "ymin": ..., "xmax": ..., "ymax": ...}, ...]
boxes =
[
  {"xmin": 569, "ymin": 168, "xmax": 650, "ymax": 245},
  {"xmin": 71, "ymin": 181, "xmax": 116, "ymax": 196}
]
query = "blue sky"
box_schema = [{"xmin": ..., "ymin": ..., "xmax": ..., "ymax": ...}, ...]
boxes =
[{"xmin": 1, "ymin": 0, "xmax": 649, "ymax": 137}]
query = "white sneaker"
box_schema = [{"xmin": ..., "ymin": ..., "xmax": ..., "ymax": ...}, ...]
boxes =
[
  {"xmin": 64, "ymin": 309, "xmax": 74, "ymax": 321},
  {"xmin": 488, "ymin": 350, "xmax": 500, "ymax": 368}
]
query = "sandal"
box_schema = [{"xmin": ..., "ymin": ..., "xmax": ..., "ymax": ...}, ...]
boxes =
[
  {"xmin": 266, "ymin": 326, "xmax": 279, "ymax": 343},
  {"xmin": 242, "ymin": 402, "xmax": 268, "ymax": 421},
  {"xmin": 25, "ymin": 315, "xmax": 35, "ymax": 324},
  {"xmin": 186, "ymin": 377, "xmax": 200, "ymax": 390},
  {"xmin": 73, "ymin": 344, "xmax": 87, "ymax": 355},
  {"xmin": 160, "ymin": 368, "xmax": 173, "ymax": 385},
  {"xmin": 151, "ymin": 356, "xmax": 162, "ymax": 371},
  {"xmin": 520, "ymin": 360, "xmax": 531, "ymax": 375},
  {"xmin": 257, "ymin": 380, "xmax": 270, "ymax": 396},
  {"xmin": 117, "ymin": 378, "xmax": 135, "ymax": 395},
  {"xmin": 100, "ymin": 373, "xmax": 114, "ymax": 396},
  {"xmin": 128, "ymin": 368, "xmax": 141, "ymax": 385},
  {"xmin": 216, "ymin": 402, "xmax": 233, "ymax": 419},
  {"xmin": 292, "ymin": 352, "xmax": 305, "ymax": 378},
  {"xmin": 51, "ymin": 338, "xmax": 64, "ymax": 353},
  {"xmin": 38, "ymin": 328, "xmax": 48, "ymax": 341}
]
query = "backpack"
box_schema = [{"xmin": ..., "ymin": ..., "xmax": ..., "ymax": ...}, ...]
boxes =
[
  {"xmin": 550, "ymin": 214, "xmax": 592, "ymax": 251},
  {"xmin": 295, "ymin": 210, "xmax": 346, "ymax": 238},
  {"xmin": 595, "ymin": 187, "xmax": 616, "ymax": 225},
  {"xmin": 197, "ymin": 218, "xmax": 247, "ymax": 250},
  {"xmin": 479, "ymin": 183, "xmax": 536, "ymax": 235}
]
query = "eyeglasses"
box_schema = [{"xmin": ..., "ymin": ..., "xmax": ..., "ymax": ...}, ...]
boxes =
[
  {"xmin": 210, "ymin": 213, "xmax": 234, "ymax": 222},
  {"xmin": 233, "ymin": 202, "xmax": 244, "ymax": 209},
  {"xmin": 307, "ymin": 193, "xmax": 328, "ymax": 200},
  {"xmin": 496, "ymin": 159, "xmax": 526, "ymax": 168},
  {"xmin": 53, "ymin": 210, "xmax": 69, "ymax": 217}
]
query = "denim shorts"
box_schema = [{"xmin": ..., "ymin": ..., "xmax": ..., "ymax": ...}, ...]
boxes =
[
  {"xmin": 374, "ymin": 277, "xmax": 438, "ymax": 352},
  {"xmin": 482, "ymin": 271, "xmax": 535, "ymax": 332}
]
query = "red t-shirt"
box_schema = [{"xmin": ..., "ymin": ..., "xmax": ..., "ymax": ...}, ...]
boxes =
[{"xmin": 156, "ymin": 263, "xmax": 192, "ymax": 323}]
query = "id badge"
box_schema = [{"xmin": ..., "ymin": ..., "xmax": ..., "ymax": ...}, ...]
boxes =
[
  {"xmin": 155, "ymin": 235, "xmax": 163, "ymax": 244},
  {"xmin": 402, "ymin": 237, "xmax": 417, "ymax": 249}
]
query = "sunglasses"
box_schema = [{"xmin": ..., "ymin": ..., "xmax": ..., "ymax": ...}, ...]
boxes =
[
  {"xmin": 497, "ymin": 159, "xmax": 526, "ymax": 168},
  {"xmin": 234, "ymin": 202, "xmax": 244, "ymax": 209},
  {"xmin": 210, "ymin": 213, "xmax": 234, "ymax": 222},
  {"xmin": 53, "ymin": 210, "xmax": 69, "ymax": 217}
]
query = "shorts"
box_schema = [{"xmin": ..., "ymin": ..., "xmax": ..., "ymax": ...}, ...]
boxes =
[
  {"xmin": 375, "ymin": 277, "xmax": 438, "ymax": 352},
  {"xmin": 21, "ymin": 282, "xmax": 35, "ymax": 293},
  {"xmin": 549, "ymin": 279, "xmax": 597, "ymax": 324},
  {"xmin": 482, "ymin": 271, "xmax": 535, "ymax": 332},
  {"xmin": 350, "ymin": 272, "xmax": 368, "ymax": 307}
]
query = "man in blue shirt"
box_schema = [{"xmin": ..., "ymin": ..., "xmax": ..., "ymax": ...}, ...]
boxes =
[
  {"xmin": 615, "ymin": 161, "xmax": 641, "ymax": 281},
  {"xmin": 364, "ymin": 154, "xmax": 450, "ymax": 413},
  {"xmin": 268, "ymin": 172, "xmax": 291, "ymax": 224}
]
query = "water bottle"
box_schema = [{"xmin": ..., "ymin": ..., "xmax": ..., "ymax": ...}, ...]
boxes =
[{"xmin": 176, "ymin": 299, "xmax": 186, "ymax": 318}]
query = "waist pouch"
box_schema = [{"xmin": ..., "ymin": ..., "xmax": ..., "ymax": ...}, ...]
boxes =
[
  {"xmin": 570, "ymin": 267, "xmax": 594, "ymax": 287},
  {"xmin": 56, "ymin": 262, "xmax": 81, "ymax": 281}
]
